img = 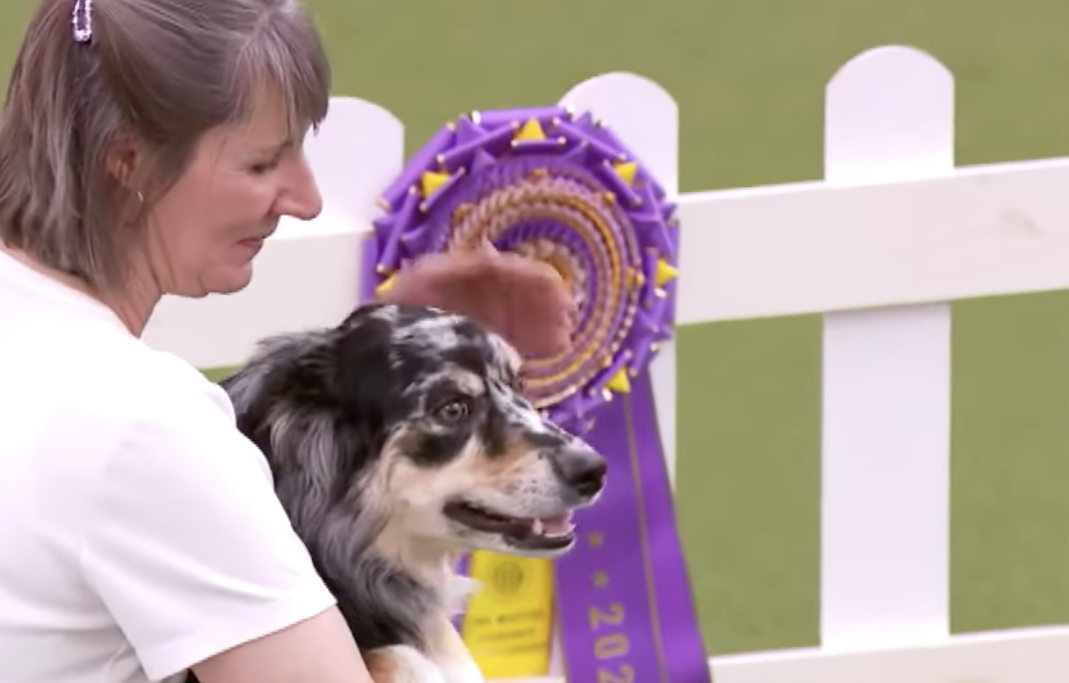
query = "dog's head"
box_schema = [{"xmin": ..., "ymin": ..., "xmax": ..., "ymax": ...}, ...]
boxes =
[{"xmin": 224, "ymin": 302, "xmax": 606, "ymax": 562}]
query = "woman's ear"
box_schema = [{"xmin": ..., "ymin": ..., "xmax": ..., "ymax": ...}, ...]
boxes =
[{"xmin": 104, "ymin": 129, "xmax": 144, "ymax": 191}]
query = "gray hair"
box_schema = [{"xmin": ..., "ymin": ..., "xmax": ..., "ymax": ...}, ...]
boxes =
[{"xmin": 0, "ymin": 0, "xmax": 331, "ymax": 291}]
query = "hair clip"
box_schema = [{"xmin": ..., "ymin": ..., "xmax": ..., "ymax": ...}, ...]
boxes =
[{"xmin": 71, "ymin": 0, "xmax": 93, "ymax": 44}]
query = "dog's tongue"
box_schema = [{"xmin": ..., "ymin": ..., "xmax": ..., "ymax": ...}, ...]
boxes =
[{"xmin": 538, "ymin": 511, "xmax": 574, "ymax": 535}]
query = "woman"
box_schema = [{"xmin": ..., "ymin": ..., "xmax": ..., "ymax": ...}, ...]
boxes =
[{"xmin": 0, "ymin": 1, "xmax": 572, "ymax": 683}]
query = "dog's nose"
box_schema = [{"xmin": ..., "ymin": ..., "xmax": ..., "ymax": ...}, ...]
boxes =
[{"xmin": 552, "ymin": 446, "xmax": 607, "ymax": 499}]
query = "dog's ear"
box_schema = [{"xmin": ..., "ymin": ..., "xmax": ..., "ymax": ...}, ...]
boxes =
[{"xmin": 331, "ymin": 310, "xmax": 400, "ymax": 453}]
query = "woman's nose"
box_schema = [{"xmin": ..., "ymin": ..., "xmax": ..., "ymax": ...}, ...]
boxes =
[{"xmin": 275, "ymin": 151, "xmax": 323, "ymax": 221}]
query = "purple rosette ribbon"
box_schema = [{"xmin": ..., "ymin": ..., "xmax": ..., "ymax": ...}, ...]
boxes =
[{"xmin": 362, "ymin": 107, "xmax": 710, "ymax": 683}]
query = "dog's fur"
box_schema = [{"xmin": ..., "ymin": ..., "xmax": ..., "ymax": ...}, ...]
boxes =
[{"xmin": 189, "ymin": 302, "xmax": 606, "ymax": 683}]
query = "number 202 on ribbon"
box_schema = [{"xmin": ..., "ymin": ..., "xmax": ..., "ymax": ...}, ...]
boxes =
[{"xmin": 588, "ymin": 601, "xmax": 634, "ymax": 683}]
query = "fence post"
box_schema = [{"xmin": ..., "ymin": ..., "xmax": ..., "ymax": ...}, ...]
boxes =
[
  {"xmin": 558, "ymin": 72, "xmax": 681, "ymax": 484},
  {"xmin": 820, "ymin": 45, "xmax": 954, "ymax": 649},
  {"xmin": 547, "ymin": 72, "xmax": 680, "ymax": 678}
]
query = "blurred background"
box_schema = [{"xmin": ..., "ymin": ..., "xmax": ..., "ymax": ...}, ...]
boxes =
[{"xmin": 5, "ymin": 0, "xmax": 1069, "ymax": 657}]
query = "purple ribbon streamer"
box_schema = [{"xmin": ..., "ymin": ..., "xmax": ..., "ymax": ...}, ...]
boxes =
[{"xmin": 553, "ymin": 370, "xmax": 710, "ymax": 683}]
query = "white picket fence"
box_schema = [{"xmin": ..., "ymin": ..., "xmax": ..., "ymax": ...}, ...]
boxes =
[{"xmin": 142, "ymin": 44, "xmax": 1069, "ymax": 682}]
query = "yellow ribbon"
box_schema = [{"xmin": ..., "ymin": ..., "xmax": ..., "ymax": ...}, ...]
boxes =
[{"xmin": 460, "ymin": 551, "xmax": 555, "ymax": 677}]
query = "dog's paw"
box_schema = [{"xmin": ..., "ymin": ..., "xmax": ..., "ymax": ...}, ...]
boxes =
[{"xmin": 364, "ymin": 645, "xmax": 447, "ymax": 683}]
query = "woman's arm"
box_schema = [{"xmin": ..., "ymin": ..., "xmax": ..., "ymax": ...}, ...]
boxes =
[{"xmin": 191, "ymin": 607, "xmax": 374, "ymax": 683}]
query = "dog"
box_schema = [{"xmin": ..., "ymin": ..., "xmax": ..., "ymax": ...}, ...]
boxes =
[{"xmin": 193, "ymin": 302, "xmax": 607, "ymax": 683}]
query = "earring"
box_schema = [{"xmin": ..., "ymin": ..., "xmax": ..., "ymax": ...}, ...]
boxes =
[{"xmin": 136, "ymin": 190, "xmax": 145, "ymax": 204}]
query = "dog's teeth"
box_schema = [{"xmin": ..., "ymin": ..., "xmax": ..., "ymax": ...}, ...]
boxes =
[{"xmin": 531, "ymin": 519, "xmax": 545, "ymax": 536}]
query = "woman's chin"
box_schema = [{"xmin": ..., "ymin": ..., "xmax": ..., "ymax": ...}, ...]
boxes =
[
  {"xmin": 216, "ymin": 267, "xmax": 255, "ymax": 295},
  {"xmin": 194, "ymin": 264, "xmax": 255, "ymax": 297}
]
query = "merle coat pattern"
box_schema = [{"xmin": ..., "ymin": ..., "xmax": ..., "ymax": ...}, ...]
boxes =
[{"xmin": 184, "ymin": 303, "xmax": 606, "ymax": 683}]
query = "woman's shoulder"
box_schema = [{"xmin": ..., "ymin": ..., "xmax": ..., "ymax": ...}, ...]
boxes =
[
  {"xmin": 1, "ymin": 318, "xmax": 267, "ymax": 547},
  {"xmin": 50, "ymin": 339, "xmax": 272, "ymax": 498},
  {"xmin": 23, "ymin": 329, "xmax": 242, "ymax": 471},
  {"xmin": 54, "ymin": 329, "xmax": 232, "ymax": 420}
]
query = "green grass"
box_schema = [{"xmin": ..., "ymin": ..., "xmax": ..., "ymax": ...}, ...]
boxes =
[{"xmin": 6, "ymin": 0, "xmax": 1069, "ymax": 657}]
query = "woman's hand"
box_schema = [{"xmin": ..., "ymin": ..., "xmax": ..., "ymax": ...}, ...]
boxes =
[{"xmin": 377, "ymin": 247, "xmax": 575, "ymax": 358}]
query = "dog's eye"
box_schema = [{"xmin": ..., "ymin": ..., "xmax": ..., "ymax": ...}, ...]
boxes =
[{"xmin": 436, "ymin": 398, "xmax": 472, "ymax": 424}]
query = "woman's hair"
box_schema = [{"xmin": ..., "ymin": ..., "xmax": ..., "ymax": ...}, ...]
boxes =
[{"xmin": 0, "ymin": 0, "xmax": 331, "ymax": 291}]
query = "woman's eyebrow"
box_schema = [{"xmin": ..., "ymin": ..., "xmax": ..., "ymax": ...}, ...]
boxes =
[{"xmin": 254, "ymin": 138, "xmax": 296, "ymax": 156}]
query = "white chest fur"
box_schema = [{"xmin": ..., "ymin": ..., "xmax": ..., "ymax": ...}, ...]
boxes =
[
  {"xmin": 428, "ymin": 575, "xmax": 485, "ymax": 683},
  {"xmin": 369, "ymin": 568, "xmax": 487, "ymax": 683}
]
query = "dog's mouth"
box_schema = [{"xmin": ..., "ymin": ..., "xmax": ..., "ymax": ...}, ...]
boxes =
[{"xmin": 443, "ymin": 500, "xmax": 576, "ymax": 551}]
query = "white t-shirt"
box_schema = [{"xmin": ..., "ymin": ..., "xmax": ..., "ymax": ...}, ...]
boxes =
[{"xmin": 0, "ymin": 249, "xmax": 337, "ymax": 683}]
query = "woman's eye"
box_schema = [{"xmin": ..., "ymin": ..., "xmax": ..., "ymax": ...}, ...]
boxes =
[
  {"xmin": 249, "ymin": 161, "xmax": 276, "ymax": 175},
  {"xmin": 249, "ymin": 153, "xmax": 285, "ymax": 175},
  {"xmin": 437, "ymin": 398, "xmax": 471, "ymax": 423}
]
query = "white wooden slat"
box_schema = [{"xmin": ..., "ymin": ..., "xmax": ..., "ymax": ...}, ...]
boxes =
[
  {"xmin": 147, "ymin": 152, "xmax": 1069, "ymax": 368},
  {"xmin": 675, "ymin": 155, "xmax": 1069, "ymax": 325},
  {"xmin": 558, "ymin": 72, "xmax": 683, "ymax": 486},
  {"xmin": 819, "ymin": 45, "xmax": 953, "ymax": 649}
]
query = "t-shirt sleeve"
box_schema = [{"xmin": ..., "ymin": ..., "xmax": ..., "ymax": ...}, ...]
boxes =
[{"xmin": 79, "ymin": 378, "xmax": 338, "ymax": 681}]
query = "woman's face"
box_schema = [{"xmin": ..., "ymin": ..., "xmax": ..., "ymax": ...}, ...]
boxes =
[{"xmin": 141, "ymin": 85, "xmax": 322, "ymax": 298}]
